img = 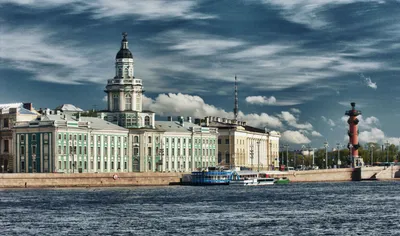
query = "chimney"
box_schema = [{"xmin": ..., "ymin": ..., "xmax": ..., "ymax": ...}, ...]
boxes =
[
  {"xmin": 167, "ymin": 116, "xmax": 172, "ymax": 121},
  {"xmin": 243, "ymin": 121, "xmax": 247, "ymax": 126},
  {"xmin": 23, "ymin": 103, "xmax": 32, "ymax": 111},
  {"xmin": 194, "ymin": 118, "xmax": 201, "ymax": 125},
  {"xmin": 187, "ymin": 117, "xmax": 192, "ymax": 123},
  {"xmin": 179, "ymin": 116, "xmax": 184, "ymax": 126},
  {"xmin": 77, "ymin": 112, "xmax": 81, "ymax": 121},
  {"xmin": 217, "ymin": 117, "xmax": 221, "ymax": 122},
  {"xmin": 222, "ymin": 118, "xmax": 227, "ymax": 123}
]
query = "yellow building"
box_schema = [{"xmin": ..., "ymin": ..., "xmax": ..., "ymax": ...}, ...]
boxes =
[{"xmin": 201, "ymin": 116, "xmax": 280, "ymax": 170}]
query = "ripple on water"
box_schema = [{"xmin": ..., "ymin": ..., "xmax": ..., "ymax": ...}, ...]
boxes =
[{"xmin": 1, "ymin": 181, "xmax": 400, "ymax": 235}]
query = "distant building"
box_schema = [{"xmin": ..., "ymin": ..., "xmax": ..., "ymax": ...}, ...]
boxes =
[
  {"xmin": 13, "ymin": 112, "xmax": 128, "ymax": 173},
  {"xmin": 98, "ymin": 33, "xmax": 218, "ymax": 172},
  {"xmin": 55, "ymin": 104, "xmax": 84, "ymax": 114},
  {"xmin": 199, "ymin": 116, "xmax": 281, "ymax": 170},
  {"xmin": 0, "ymin": 103, "xmax": 38, "ymax": 172}
]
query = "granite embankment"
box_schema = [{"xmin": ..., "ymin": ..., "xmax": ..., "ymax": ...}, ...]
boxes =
[
  {"xmin": 0, "ymin": 166, "xmax": 398, "ymax": 188},
  {"xmin": 0, "ymin": 172, "xmax": 182, "ymax": 188},
  {"xmin": 274, "ymin": 166, "xmax": 400, "ymax": 182}
]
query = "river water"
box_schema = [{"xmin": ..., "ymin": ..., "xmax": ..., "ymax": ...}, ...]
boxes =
[{"xmin": 1, "ymin": 181, "xmax": 399, "ymax": 236}]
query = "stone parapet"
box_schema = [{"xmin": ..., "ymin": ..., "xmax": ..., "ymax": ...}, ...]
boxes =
[{"xmin": 0, "ymin": 172, "xmax": 183, "ymax": 188}]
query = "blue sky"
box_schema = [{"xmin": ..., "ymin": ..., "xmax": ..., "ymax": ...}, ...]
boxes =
[{"xmin": 1, "ymin": 0, "xmax": 400, "ymax": 149}]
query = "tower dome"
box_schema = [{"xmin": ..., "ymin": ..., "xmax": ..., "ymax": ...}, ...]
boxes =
[{"xmin": 116, "ymin": 32, "xmax": 133, "ymax": 59}]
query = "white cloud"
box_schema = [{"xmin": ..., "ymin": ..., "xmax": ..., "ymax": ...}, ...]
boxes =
[
  {"xmin": 152, "ymin": 30, "xmax": 245, "ymax": 56},
  {"xmin": 0, "ymin": 26, "xmax": 113, "ymax": 85},
  {"xmin": 360, "ymin": 74, "xmax": 377, "ymax": 89},
  {"xmin": 290, "ymin": 108, "xmax": 301, "ymax": 114},
  {"xmin": 143, "ymin": 93, "xmax": 284, "ymax": 128},
  {"xmin": 357, "ymin": 128, "xmax": 385, "ymax": 143},
  {"xmin": 102, "ymin": 96, "xmax": 107, "ymax": 102},
  {"xmin": 1, "ymin": 0, "xmax": 215, "ymax": 20},
  {"xmin": 261, "ymin": 0, "xmax": 384, "ymax": 29},
  {"xmin": 278, "ymin": 111, "xmax": 313, "ymax": 130},
  {"xmin": 245, "ymin": 96, "xmax": 276, "ymax": 105},
  {"xmin": 340, "ymin": 115, "xmax": 380, "ymax": 130},
  {"xmin": 311, "ymin": 131, "xmax": 323, "ymax": 137},
  {"xmin": 281, "ymin": 130, "xmax": 311, "ymax": 144},
  {"xmin": 321, "ymin": 116, "xmax": 335, "ymax": 126}
]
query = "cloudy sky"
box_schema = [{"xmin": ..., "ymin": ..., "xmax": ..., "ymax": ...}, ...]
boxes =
[{"xmin": 1, "ymin": 0, "xmax": 400, "ymax": 149}]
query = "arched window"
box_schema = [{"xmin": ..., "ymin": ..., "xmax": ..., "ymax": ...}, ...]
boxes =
[
  {"xmin": 113, "ymin": 94, "xmax": 119, "ymax": 111},
  {"xmin": 133, "ymin": 159, "xmax": 140, "ymax": 172},
  {"xmin": 225, "ymin": 152, "xmax": 230, "ymax": 164},
  {"xmin": 218, "ymin": 151, "xmax": 222, "ymax": 163},
  {"xmin": 145, "ymin": 116, "xmax": 150, "ymax": 126},
  {"xmin": 125, "ymin": 93, "xmax": 131, "ymax": 110},
  {"xmin": 148, "ymin": 147, "xmax": 152, "ymax": 156},
  {"xmin": 134, "ymin": 136, "xmax": 139, "ymax": 143},
  {"xmin": 148, "ymin": 162, "xmax": 152, "ymax": 171},
  {"xmin": 125, "ymin": 67, "xmax": 129, "ymax": 78},
  {"xmin": 148, "ymin": 136, "xmax": 152, "ymax": 143}
]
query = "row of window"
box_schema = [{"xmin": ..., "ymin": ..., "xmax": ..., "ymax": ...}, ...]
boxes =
[
  {"xmin": 58, "ymin": 146, "xmax": 127, "ymax": 156},
  {"xmin": 58, "ymin": 134, "xmax": 127, "ymax": 143},
  {"xmin": 19, "ymin": 133, "xmax": 48, "ymax": 142},
  {"xmin": 20, "ymin": 145, "xmax": 48, "ymax": 155},
  {"xmin": 58, "ymin": 160, "xmax": 128, "ymax": 171}
]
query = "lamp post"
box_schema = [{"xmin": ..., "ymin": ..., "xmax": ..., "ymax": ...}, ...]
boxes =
[
  {"xmin": 250, "ymin": 144, "xmax": 254, "ymax": 170},
  {"xmin": 324, "ymin": 141, "xmax": 329, "ymax": 169},
  {"xmin": 257, "ymin": 140, "xmax": 260, "ymax": 172},
  {"xmin": 385, "ymin": 140, "xmax": 390, "ymax": 164},
  {"xmin": 284, "ymin": 144, "xmax": 289, "ymax": 167},
  {"xmin": 369, "ymin": 143, "xmax": 374, "ymax": 166},
  {"xmin": 301, "ymin": 145, "xmax": 306, "ymax": 167},
  {"xmin": 336, "ymin": 143, "xmax": 341, "ymax": 168},
  {"xmin": 349, "ymin": 144, "xmax": 353, "ymax": 168},
  {"xmin": 307, "ymin": 144, "xmax": 313, "ymax": 167}
]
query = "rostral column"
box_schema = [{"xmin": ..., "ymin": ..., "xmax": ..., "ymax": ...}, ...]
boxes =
[{"xmin": 345, "ymin": 102, "xmax": 362, "ymax": 167}]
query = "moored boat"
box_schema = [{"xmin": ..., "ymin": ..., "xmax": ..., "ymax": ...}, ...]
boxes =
[
  {"xmin": 274, "ymin": 176, "xmax": 290, "ymax": 184},
  {"xmin": 190, "ymin": 167, "xmax": 231, "ymax": 185},
  {"xmin": 230, "ymin": 170, "xmax": 274, "ymax": 186}
]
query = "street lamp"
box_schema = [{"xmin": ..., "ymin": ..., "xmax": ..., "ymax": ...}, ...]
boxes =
[
  {"xmin": 336, "ymin": 143, "xmax": 341, "ymax": 168},
  {"xmin": 349, "ymin": 144, "xmax": 353, "ymax": 168},
  {"xmin": 250, "ymin": 144, "xmax": 254, "ymax": 170},
  {"xmin": 369, "ymin": 143, "xmax": 375, "ymax": 166},
  {"xmin": 257, "ymin": 140, "xmax": 260, "ymax": 172},
  {"xmin": 284, "ymin": 144, "xmax": 289, "ymax": 167},
  {"xmin": 324, "ymin": 141, "xmax": 329, "ymax": 169},
  {"xmin": 307, "ymin": 144, "xmax": 313, "ymax": 167},
  {"xmin": 385, "ymin": 140, "xmax": 390, "ymax": 164}
]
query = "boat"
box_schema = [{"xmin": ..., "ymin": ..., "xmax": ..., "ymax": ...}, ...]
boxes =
[
  {"xmin": 229, "ymin": 171, "xmax": 275, "ymax": 186},
  {"xmin": 274, "ymin": 176, "xmax": 290, "ymax": 184},
  {"xmin": 190, "ymin": 167, "xmax": 231, "ymax": 185}
]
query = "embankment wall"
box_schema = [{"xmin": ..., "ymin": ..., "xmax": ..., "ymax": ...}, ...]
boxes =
[
  {"xmin": 0, "ymin": 172, "xmax": 182, "ymax": 188},
  {"xmin": 276, "ymin": 168, "xmax": 354, "ymax": 182}
]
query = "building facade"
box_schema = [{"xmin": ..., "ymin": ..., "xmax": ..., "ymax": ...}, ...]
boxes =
[
  {"xmin": 13, "ymin": 113, "xmax": 129, "ymax": 173},
  {"xmin": 97, "ymin": 33, "xmax": 219, "ymax": 173},
  {"xmin": 0, "ymin": 103, "xmax": 38, "ymax": 173},
  {"xmin": 202, "ymin": 116, "xmax": 281, "ymax": 170},
  {"xmin": 99, "ymin": 32, "xmax": 155, "ymax": 129}
]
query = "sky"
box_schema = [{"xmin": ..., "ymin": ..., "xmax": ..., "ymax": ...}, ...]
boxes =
[{"xmin": 1, "ymin": 0, "xmax": 400, "ymax": 150}]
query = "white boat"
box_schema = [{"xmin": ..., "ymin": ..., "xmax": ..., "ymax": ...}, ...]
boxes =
[{"xmin": 229, "ymin": 170, "xmax": 275, "ymax": 186}]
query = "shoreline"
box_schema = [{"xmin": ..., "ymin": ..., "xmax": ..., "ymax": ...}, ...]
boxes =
[{"xmin": 1, "ymin": 166, "xmax": 398, "ymax": 189}]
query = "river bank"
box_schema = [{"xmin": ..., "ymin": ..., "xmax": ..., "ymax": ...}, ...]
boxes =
[{"xmin": 0, "ymin": 166, "xmax": 398, "ymax": 188}]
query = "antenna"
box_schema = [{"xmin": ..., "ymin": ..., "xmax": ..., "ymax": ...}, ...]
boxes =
[{"xmin": 233, "ymin": 75, "xmax": 238, "ymax": 121}]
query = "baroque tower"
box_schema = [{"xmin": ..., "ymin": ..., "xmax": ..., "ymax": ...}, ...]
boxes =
[{"xmin": 101, "ymin": 33, "xmax": 155, "ymax": 128}]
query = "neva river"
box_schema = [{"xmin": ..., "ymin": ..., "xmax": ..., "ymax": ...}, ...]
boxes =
[{"xmin": 1, "ymin": 181, "xmax": 399, "ymax": 236}]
